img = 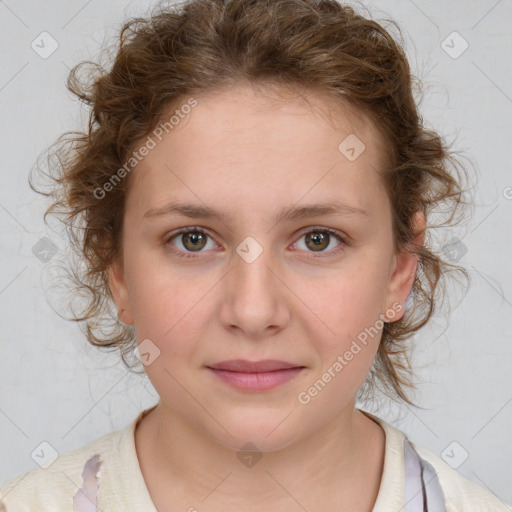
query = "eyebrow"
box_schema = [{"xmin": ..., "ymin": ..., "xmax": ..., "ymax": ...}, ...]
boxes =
[{"xmin": 143, "ymin": 200, "xmax": 368, "ymax": 223}]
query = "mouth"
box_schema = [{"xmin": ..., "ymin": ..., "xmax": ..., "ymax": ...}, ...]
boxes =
[{"xmin": 206, "ymin": 359, "xmax": 306, "ymax": 392}]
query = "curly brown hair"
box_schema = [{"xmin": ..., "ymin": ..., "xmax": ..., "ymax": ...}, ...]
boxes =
[{"xmin": 31, "ymin": 0, "xmax": 472, "ymax": 407}]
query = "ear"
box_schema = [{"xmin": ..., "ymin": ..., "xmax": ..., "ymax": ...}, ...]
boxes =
[
  {"xmin": 384, "ymin": 211, "xmax": 426, "ymax": 321},
  {"xmin": 108, "ymin": 258, "xmax": 134, "ymax": 325}
]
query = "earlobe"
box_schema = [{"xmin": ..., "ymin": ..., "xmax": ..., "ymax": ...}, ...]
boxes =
[
  {"xmin": 385, "ymin": 212, "xmax": 426, "ymax": 320},
  {"xmin": 108, "ymin": 260, "xmax": 134, "ymax": 325}
]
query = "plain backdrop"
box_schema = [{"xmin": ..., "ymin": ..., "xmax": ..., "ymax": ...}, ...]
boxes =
[{"xmin": 0, "ymin": 0, "xmax": 511, "ymax": 505}]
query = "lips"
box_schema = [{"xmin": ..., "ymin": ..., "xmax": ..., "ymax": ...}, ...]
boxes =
[
  {"xmin": 207, "ymin": 359, "xmax": 303, "ymax": 372},
  {"xmin": 206, "ymin": 359, "xmax": 306, "ymax": 391}
]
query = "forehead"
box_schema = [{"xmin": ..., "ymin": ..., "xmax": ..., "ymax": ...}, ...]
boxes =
[
  {"xmin": 126, "ymin": 83, "xmax": 390, "ymax": 218},
  {"xmin": 161, "ymin": 82, "xmax": 384, "ymax": 153}
]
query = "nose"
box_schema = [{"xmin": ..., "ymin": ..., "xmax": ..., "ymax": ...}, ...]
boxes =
[{"xmin": 219, "ymin": 239, "xmax": 291, "ymax": 339}]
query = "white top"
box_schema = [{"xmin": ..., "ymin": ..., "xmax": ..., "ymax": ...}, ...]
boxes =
[{"xmin": 1, "ymin": 406, "xmax": 509, "ymax": 511}]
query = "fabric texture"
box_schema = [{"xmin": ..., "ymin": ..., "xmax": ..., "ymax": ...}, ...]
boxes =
[{"xmin": 1, "ymin": 406, "xmax": 510, "ymax": 511}]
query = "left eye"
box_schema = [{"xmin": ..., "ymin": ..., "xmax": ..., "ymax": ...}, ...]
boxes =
[
  {"xmin": 165, "ymin": 227, "xmax": 346, "ymax": 257},
  {"xmin": 293, "ymin": 228, "xmax": 345, "ymax": 253}
]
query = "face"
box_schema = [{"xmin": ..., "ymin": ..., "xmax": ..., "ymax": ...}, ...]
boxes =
[{"xmin": 109, "ymin": 83, "xmax": 420, "ymax": 451}]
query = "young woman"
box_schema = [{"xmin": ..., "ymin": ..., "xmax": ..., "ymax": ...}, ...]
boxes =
[{"xmin": 1, "ymin": 0, "xmax": 508, "ymax": 510}]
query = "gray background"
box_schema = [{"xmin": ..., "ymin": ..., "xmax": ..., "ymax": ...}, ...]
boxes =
[{"xmin": 0, "ymin": 0, "xmax": 511, "ymax": 506}]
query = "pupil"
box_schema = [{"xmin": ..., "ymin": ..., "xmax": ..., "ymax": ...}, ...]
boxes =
[
  {"xmin": 307, "ymin": 232, "xmax": 328, "ymax": 251},
  {"xmin": 185, "ymin": 232, "xmax": 205, "ymax": 250}
]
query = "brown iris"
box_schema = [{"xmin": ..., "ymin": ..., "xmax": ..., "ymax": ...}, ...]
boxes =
[
  {"xmin": 182, "ymin": 231, "xmax": 208, "ymax": 251},
  {"xmin": 305, "ymin": 231, "xmax": 330, "ymax": 251}
]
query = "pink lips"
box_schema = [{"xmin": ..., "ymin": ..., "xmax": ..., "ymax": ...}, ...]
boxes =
[{"xmin": 207, "ymin": 359, "xmax": 305, "ymax": 391}]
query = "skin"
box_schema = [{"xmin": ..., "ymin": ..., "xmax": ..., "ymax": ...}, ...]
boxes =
[{"xmin": 109, "ymin": 83, "xmax": 425, "ymax": 511}]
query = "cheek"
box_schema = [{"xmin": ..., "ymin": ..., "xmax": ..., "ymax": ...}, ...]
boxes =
[
  {"xmin": 290, "ymin": 251, "xmax": 393, "ymax": 406},
  {"xmin": 294, "ymin": 268, "xmax": 387, "ymax": 410},
  {"xmin": 124, "ymin": 245, "xmax": 214, "ymax": 354},
  {"xmin": 300, "ymin": 254, "xmax": 391, "ymax": 348},
  {"xmin": 127, "ymin": 268, "xmax": 210, "ymax": 400},
  {"xmin": 133, "ymin": 280, "xmax": 207, "ymax": 350}
]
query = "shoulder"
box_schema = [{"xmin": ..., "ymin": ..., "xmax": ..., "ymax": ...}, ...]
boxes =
[
  {"xmin": 0, "ymin": 427, "xmax": 121, "ymax": 512},
  {"xmin": 361, "ymin": 409, "xmax": 511, "ymax": 512},
  {"xmin": 411, "ymin": 443, "xmax": 512, "ymax": 512}
]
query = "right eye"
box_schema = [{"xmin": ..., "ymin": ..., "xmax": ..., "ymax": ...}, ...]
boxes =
[{"xmin": 164, "ymin": 227, "xmax": 219, "ymax": 258}]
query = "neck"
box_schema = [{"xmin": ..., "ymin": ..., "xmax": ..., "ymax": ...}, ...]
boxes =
[{"xmin": 135, "ymin": 402, "xmax": 385, "ymax": 511}]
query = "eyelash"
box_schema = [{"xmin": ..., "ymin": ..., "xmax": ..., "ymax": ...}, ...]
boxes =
[{"xmin": 164, "ymin": 226, "xmax": 348, "ymax": 259}]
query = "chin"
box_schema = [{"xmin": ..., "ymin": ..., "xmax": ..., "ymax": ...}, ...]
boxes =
[{"xmin": 208, "ymin": 410, "xmax": 302, "ymax": 453}]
